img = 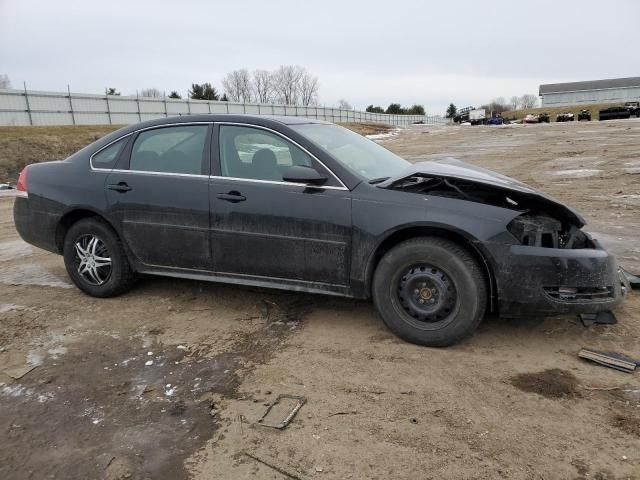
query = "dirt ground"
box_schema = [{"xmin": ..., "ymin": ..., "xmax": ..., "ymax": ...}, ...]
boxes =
[{"xmin": 1, "ymin": 119, "xmax": 639, "ymax": 480}]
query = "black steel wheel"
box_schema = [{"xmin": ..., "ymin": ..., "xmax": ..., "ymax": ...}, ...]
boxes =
[
  {"xmin": 373, "ymin": 237, "xmax": 487, "ymax": 346},
  {"xmin": 396, "ymin": 264, "xmax": 458, "ymax": 328}
]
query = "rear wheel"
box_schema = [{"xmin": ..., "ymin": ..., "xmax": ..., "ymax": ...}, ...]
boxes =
[
  {"xmin": 63, "ymin": 218, "xmax": 135, "ymax": 297},
  {"xmin": 372, "ymin": 238, "xmax": 487, "ymax": 347}
]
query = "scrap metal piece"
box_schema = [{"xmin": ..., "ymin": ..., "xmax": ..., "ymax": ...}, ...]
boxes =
[
  {"xmin": 621, "ymin": 268, "xmax": 640, "ymax": 290},
  {"xmin": 579, "ymin": 311, "xmax": 617, "ymax": 327},
  {"xmin": 578, "ymin": 348, "xmax": 639, "ymax": 373},
  {"xmin": 257, "ymin": 394, "xmax": 306, "ymax": 429}
]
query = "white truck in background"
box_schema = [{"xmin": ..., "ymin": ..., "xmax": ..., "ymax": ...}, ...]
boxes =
[
  {"xmin": 453, "ymin": 106, "xmax": 486, "ymax": 125},
  {"xmin": 469, "ymin": 108, "xmax": 486, "ymax": 125}
]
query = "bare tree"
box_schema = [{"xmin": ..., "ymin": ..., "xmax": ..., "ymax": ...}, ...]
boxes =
[
  {"xmin": 252, "ymin": 69, "xmax": 273, "ymax": 103},
  {"xmin": 272, "ymin": 65, "xmax": 305, "ymax": 105},
  {"xmin": 299, "ymin": 71, "xmax": 319, "ymax": 106},
  {"xmin": 520, "ymin": 93, "xmax": 538, "ymax": 109},
  {"xmin": 140, "ymin": 88, "xmax": 162, "ymax": 98},
  {"xmin": 493, "ymin": 97, "xmax": 506, "ymax": 108},
  {"xmin": 509, "ymin": 96, "xmax": 519, "ymax": 110},
  {"xmin": 0, "ymin": 74, "xmax": 10, "ymax": 89},
  {"xmin": 337, "ymin": 99, "xmax": 352, "ymax": 110},
  {"xmin": 222, "ymin": 69, "xmax": 252, "ymax": 103}
]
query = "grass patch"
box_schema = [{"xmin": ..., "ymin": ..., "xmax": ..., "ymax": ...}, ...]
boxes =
[
  {"xmin": 338, "ymin": 122, "xmax": 393, "ymax": 136},
  {"xmin": 0, "ymin": 125, "xmax": 122, "ymax": 182}
]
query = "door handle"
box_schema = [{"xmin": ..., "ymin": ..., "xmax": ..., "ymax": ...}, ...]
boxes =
[
  {"xmin": 216, "ymin": 191, "xmax": 246, "ymax": 203},
  {"xmin": 108, "ymin": 182, "xmax": 132, "ymax": 193}
]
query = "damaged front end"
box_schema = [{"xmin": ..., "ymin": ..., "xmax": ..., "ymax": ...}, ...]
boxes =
[{"xmin": 378, "ymin": 159, "xmax": 627, "ymax": 317}]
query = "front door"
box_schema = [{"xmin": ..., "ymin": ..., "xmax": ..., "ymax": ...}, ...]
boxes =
[
  {"xmin": 210, "ymin": 124, "xmax": 352, "ymax": 286},
  {"xmin": 105, "ymin": 123, "xmax": 212, "ymax": 270}
]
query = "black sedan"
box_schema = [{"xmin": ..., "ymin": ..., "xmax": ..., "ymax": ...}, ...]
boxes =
[{"xmin": 13, "ymin": 115, "xmax": 627, "ymax": 346}]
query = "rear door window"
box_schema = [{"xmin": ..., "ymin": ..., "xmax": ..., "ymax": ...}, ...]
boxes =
[{"xmin": 129, "ymin": 125, "xmax": 208, "ymax": 175}]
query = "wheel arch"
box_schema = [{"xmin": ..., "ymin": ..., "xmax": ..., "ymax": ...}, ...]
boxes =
[
  {"xmin": 364, "ymin": 225, "xmax": 497, "ymax": 312},
  {"xmin": 55, "ymin": 207, "xmax": 121, "ymax": 254}
]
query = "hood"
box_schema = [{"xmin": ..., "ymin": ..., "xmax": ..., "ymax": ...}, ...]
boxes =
[{"xmin": 378, "ymin": 158, "xmax": 586, "ymax": 227}]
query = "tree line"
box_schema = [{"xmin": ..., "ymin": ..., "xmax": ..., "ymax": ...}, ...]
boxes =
[
  {"xmin": 104, "ymin": 65, "xmax": 320, "ymax": 106},
  {"xmin": 366, "ymin": 103, "xmax": 425, "ymax": 115}
]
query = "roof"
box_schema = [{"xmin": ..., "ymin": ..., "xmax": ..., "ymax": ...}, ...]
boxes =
[{"xmin": 539, "ymin": 77, "xmax": 640, "ymax": 95}]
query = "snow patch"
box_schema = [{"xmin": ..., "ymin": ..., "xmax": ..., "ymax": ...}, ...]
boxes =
[
  {"xmin": 551, "ymin": 169, "xmax": 601, "ymax": 178},
  {"xmin": 0, "ymin": 240, "xmax": 32, "ymax": 262},
  {"xmin": 0, "ymin": 303, "xmax": 25, "ymax": 313},
  {"xmin": 0, "ymin": 263, "xmax": 72, "ymax": 288},
  {"xmin": 366, "ymin": 129, "xmax": 400, "ymax": 141}
]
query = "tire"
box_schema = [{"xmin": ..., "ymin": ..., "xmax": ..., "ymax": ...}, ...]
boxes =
[
  {"xmin": 372, "ymin": 238, "xmax": 487, "ymax": 347},
  {"xmin": 63, "ymin": 217, "xmax": 136, "ymax": 297}
]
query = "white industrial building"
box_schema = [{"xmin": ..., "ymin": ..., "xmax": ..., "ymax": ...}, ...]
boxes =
[{"xmin": 539, "ymin": 77, "xmax": 640, "ymax": 106}]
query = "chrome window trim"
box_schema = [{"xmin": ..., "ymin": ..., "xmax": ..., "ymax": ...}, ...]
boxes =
[
  {"xmin": 103, "ymin": 168, "xmax": 209, "ymax": 179},
  {"xmin": 209, "ymin": 175, "xmax": 347, "ymax": 191},
  {"xmin": 216, "ymin": 121, "xmax": 349, "ymax": 190},
  {"xmin": 88, "ymin": 120, "xmax": 350, "ymax": 191},
  {"xmin": 89, "ymin": 122, "xmax": 212, "ymax": 172}
]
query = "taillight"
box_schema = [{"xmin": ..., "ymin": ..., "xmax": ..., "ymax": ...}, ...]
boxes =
[{"xmin": 16, "ymin": 166, "xmax": 28, "ymax": 198}]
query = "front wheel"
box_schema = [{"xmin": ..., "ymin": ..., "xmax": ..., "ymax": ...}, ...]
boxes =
[
  {"xmin": 63, "ymin": 218, "xmax": 136, "ymax": 297},
  {"xmin": 372, "ymin": 238, "xmax": 487, "ymax": 347}
]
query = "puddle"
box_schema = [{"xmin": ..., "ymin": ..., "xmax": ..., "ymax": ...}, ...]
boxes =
[{"xmin": 0, "ymin": 296, "xmax": 311, "ymax": 480}]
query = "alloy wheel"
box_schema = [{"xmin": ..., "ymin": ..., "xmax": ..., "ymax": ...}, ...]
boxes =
[{"xmin": 73, "ymin": 234, "xmax": 112, "ymax": 286}]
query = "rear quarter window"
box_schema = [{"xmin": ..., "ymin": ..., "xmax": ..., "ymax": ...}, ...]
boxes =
[{"xmin": 92, "ymin": 137, "xmax": 128, "ymax": 169}]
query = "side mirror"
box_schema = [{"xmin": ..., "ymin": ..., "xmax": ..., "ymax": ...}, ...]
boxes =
[{"xmin": 282, "ymin": 165, "xmax": 328, "ymax": 186}]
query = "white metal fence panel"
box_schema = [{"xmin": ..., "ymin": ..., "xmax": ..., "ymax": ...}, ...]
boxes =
[{"xmin": 0, "ymin": 88, "xmax": 446, "ymax": 127}]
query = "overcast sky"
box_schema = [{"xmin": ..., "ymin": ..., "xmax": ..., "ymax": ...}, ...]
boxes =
[{"xmin": 1, "ymin": 0, "xmax": 639, "ymax": 114}]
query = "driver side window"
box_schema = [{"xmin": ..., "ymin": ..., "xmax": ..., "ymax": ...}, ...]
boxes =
[{"xmin": 219, "ymin": 125, "xmax": 331, "ymax": 183}]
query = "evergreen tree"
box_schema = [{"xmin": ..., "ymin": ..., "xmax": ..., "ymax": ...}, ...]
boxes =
[{"xmin": 190, "ymin": 83, "xmax": 219, "ymax": 100}]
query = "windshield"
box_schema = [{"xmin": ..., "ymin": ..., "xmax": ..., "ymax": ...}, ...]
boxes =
[{"xmin": 291, "ymin": 124, "xmax": 410, "ymax": 181}]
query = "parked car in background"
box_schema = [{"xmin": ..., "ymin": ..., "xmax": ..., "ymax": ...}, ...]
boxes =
[
  {"xmin": 556, "ymin": 112, "xmax": 575, "ymax": 122},
  {"xmin": 538, "ymin": 112, "xmax": 550, "ymax": 123},
  {"xmin": 486, "ymin": 115, "xmax": 504, "ymax": 125},
  {"xmin": 578, "ymin": 110, "xmax": 591, "ymax": 121},
  {"xmin": 523, "ymin": 113, "xmax": 539, "ymax": 124},
  {"xmin": 624, "ymin": 101, "xmax": 640, "ymax": 117},
  {"xmin": 13, "ymin": 115, "xmax": 628, "ymax": 347},
  {"xmin": 599, "ymin": 106, "xmax": 631, "ymax": 121}
]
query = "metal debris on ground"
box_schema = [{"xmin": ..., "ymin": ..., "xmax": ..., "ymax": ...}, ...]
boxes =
[
  {"xmin": 579, "ymin": 311, "xmax": 617, "ymax": 327},
  {"xmin": 257, "ymin": 394, "xmax": 306, "ymax": 429},
  {"xmin": 621, "ymin": 268, "xmax": 640, "ymax": 289},
  {"xmin": 578, "ymin": 348, "xmax": 640, "ymax": 373},
  {"xmin": 243, "ymin": 451, "xmax": 309, "ymax": 480}
]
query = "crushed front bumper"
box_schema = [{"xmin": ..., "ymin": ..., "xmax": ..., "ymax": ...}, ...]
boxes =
[{"xmin": 483, "ymin": 239, "xmax": 626, "ymax": 317}]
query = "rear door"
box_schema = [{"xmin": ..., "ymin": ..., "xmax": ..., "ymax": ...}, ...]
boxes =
[
  {"xmin": 210, "ymin": 123, "xmax": 352, "ymax": 286},
  {"xmin": 105, "ymin": 123, "xmax": 213, "ymax": 270}
]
